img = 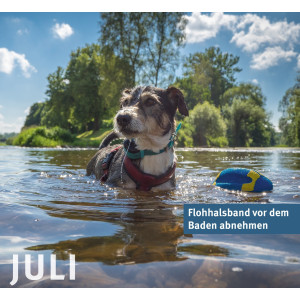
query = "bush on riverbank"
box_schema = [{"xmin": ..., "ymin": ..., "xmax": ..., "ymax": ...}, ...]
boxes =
[
  {"xmin": 12, "ymin": 126, "xmax": 75, "ymax": 147},
  {"xmin": 11, "ymin": 126, "xmax": 113, "ymax": 148},
  {"xmin": 177, "ymin": 102, "xmax": 229, "ymax": 147}
]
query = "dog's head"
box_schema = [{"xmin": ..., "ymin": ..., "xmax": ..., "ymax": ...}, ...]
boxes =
[{"xmin": 114, "ymin": 86, "xmax": 189, "ymax": 142}]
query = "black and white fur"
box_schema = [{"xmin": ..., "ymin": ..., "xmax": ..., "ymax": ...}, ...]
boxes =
[{"xmin": 86, "ymin": 86, "xmax": 189, "ymax": 191}]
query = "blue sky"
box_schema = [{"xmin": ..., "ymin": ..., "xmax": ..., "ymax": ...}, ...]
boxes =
[{"xmin": 0, "ymin": 12, "xmax": 300, "ymax": 133}]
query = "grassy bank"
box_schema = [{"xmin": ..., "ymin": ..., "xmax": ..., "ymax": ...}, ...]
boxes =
[
  {"xmin": 73, "ymin": 128, "xmax": 113, "ymax": 147},
  {"xmin": 11, "ymin": 126, "xmax": 113, "ymax": 148},
  {"xmin": 5, "ymin": 125, "xmax": 293, "ymax": 149}
]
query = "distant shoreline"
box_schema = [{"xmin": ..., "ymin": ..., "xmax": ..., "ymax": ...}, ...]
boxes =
[{"xmin": 1, "ymin": 145, "xmax": 299, "ymax": 152}]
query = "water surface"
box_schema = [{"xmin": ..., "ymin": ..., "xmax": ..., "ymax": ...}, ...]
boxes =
[{"xmin": 0, "ymin": 146, "xmax": 299, "ymax": 287}]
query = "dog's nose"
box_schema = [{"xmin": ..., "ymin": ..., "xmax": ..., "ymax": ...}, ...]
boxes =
[{"xmin": 117, "ymin": 114, "xmax": 131, "ymax": 127}]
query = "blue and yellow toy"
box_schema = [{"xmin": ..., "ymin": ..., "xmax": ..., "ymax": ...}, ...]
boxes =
[{"xmin": 213, "ymin": 168, "xmax": 273, "ymax": 192}]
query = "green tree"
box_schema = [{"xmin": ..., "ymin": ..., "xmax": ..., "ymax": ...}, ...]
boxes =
[
  {"xmin": 24, "ymin": 102, "xmax": 46, "ymax": 127},
  {"xmin": 175, "ymin": 47, "xmax": 241, "ymax": 109},
  {"xmin": 36, "ymin": 44, "xmax": 128, "ymax": 133},
  {"xmin": 222, "ymin": 83, "xmax": 274, "ymax": 147},
  {"xmin": 279, "ymin": 73, "xmax": 300, "ymax": 147},
  {"xmin": 99, "ymin": 13, "xmax": 148, "ymax": 85},
  {"xmin": 143, "ymin": 12, "xmax": 187, "ymax": 87},
  {"xmin": 99, "ymin": 12, "xmax": 187, "ymax": 86},
  {"xmin": 174, "ymin": 59, "xmax": 212, "ymax": 110},
  {"xmin": 224, "ymin": 99, "xmax": 273, "ymax": 147},
  {"xmin": 66, "ymin": 45, "xmax": 103, "ymax": 131},
  {"xmin": 188, "ymin": 101, "xmax": 228, "ymax": 147},
  {"xmin": 223, "ymin": 83, "xmax": 266, "ymax": 107},
  {"xmin": 65, "ymin": 44, "xmax": 128, "ymax": 131},
  {"xmin": 41, "ymin": 66, "xmax": 73, "ymax": 130}
]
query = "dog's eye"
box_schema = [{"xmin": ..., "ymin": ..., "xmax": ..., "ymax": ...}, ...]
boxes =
[
  {"xmin": 122, "ymin": 99, "xmax": 129, "ymax": 107},
  {"xmin": 145, "ymin": 98, "xmax": 156, "ymax": 107}
]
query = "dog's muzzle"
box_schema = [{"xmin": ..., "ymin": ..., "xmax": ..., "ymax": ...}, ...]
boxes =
[{"xmin": 116, "ymin": 114, "xmax": 131, "ymax": 128}]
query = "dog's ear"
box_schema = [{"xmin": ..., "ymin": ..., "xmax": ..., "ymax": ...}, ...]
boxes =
[
  {"xmin": 166, "ymin": 87, "xmax": 189, "ymax": 116},
  {"xmin": 120, "ymin": 88, "xmax": 132, "ymax": 108},
  {"xmin": 122, "ymin": 88, "xmax": 132, "ymax": 96}
]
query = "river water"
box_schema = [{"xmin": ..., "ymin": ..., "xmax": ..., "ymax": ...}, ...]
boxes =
[{"xmin": 0, "ymin": 146, "xmax": 299, "ymax": 287}]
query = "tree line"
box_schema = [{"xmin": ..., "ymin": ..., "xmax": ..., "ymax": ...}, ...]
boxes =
[
  {"xmin": 278, "ymin": 74, "xmax": 300, "ymax": 147},
  {"xmin": 23, "ymin": 12, "xmax": 299, "ymax": 147}
]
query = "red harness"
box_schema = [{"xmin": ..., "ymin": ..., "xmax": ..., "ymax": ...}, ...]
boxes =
[
  {"xmin": 124, "ymin": 156, "xmax": 176, "ymax": 191},
  {"xmin": 101, "ymin": 147, "xmax": 176, "ymax": 191}
]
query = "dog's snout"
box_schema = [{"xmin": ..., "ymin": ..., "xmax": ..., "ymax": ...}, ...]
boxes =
[{"xmin": 117, "ymin": 114, "xmax": 131, "ymax": 127}]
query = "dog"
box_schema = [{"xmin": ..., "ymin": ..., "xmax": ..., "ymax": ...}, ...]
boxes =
[{"xmin": 86, "ymin": 86, "xmax": 189, "ymax": 191}]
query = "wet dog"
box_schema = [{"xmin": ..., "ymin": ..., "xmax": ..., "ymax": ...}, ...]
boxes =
[{"xmin": 86, "ymin": 86, "xmax": 189, "ymax": 191}]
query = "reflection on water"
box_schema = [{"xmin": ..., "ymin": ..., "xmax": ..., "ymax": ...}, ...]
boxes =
[
  {"xmin": 26, "ymin": 196, "xmax": 185, "ymax": 264},
  {"xmin": 0, "ymin": 146, "xmax": 300, "ymax": 287}
]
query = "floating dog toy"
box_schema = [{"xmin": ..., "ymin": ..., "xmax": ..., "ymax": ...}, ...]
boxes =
[{"xmin": 213, "ymin": 168, "xmax": 273, "ymax": 192}]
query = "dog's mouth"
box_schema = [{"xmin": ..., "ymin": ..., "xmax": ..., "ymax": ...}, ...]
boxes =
[{"xmin": 118, "ymin": 127, "xmax": 140, "ymax": 137}]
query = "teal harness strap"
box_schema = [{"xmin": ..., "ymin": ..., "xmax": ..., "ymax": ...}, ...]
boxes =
[
  {"xmin": 168, "ymin": 122, "xmax": 182, "ymax": 149},
  {"xmin": 125, "ymin": 147, "xmax": 167, "ymax": 160},
  {"xmin": 124, "ymin": 122, "xmax": 182, "ymax": 160}
]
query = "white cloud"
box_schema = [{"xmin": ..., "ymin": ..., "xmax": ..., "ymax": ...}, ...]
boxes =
[
  {"xmin": 184, "ymin": 13, "xmax": 300, "ymax": 70},
  {"xmin": 0, "ymin": 48, "xmax": 36, "ymax": 78},
  {"xmin": 17, "ymin": 28, "xmax": 29, "ymax": 35},
  {"xmin": 0, "ymin": 112, "xmax": 25, "ymax": 134},
  {"xmin": 251, "ymin": 46, "xmax": 297, "ymax": 70},
  {"xmin": 10, "ymin": 17, "xmax": 21, "ymax": 23},
  {"xmin": 297, "ymin": 54, "xmax": 300, "ymax": 69},
  {"xmin": 185, "ymin": 12, "xmax": 238, "ymax": 43},
  {"xmin": 252, "ymin": 79, "xmax": 259, "ymax": 85},
  {"xmin": 52, "ymin": 23, "xmax": 74, "ymax": 40},
  {"xmin": 185, "ymin": 13, "xmax": 300, "ymax": 52},
  {"xmin": 231, "ymin": 14, "xmax": 300, "ymax": 52}
]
